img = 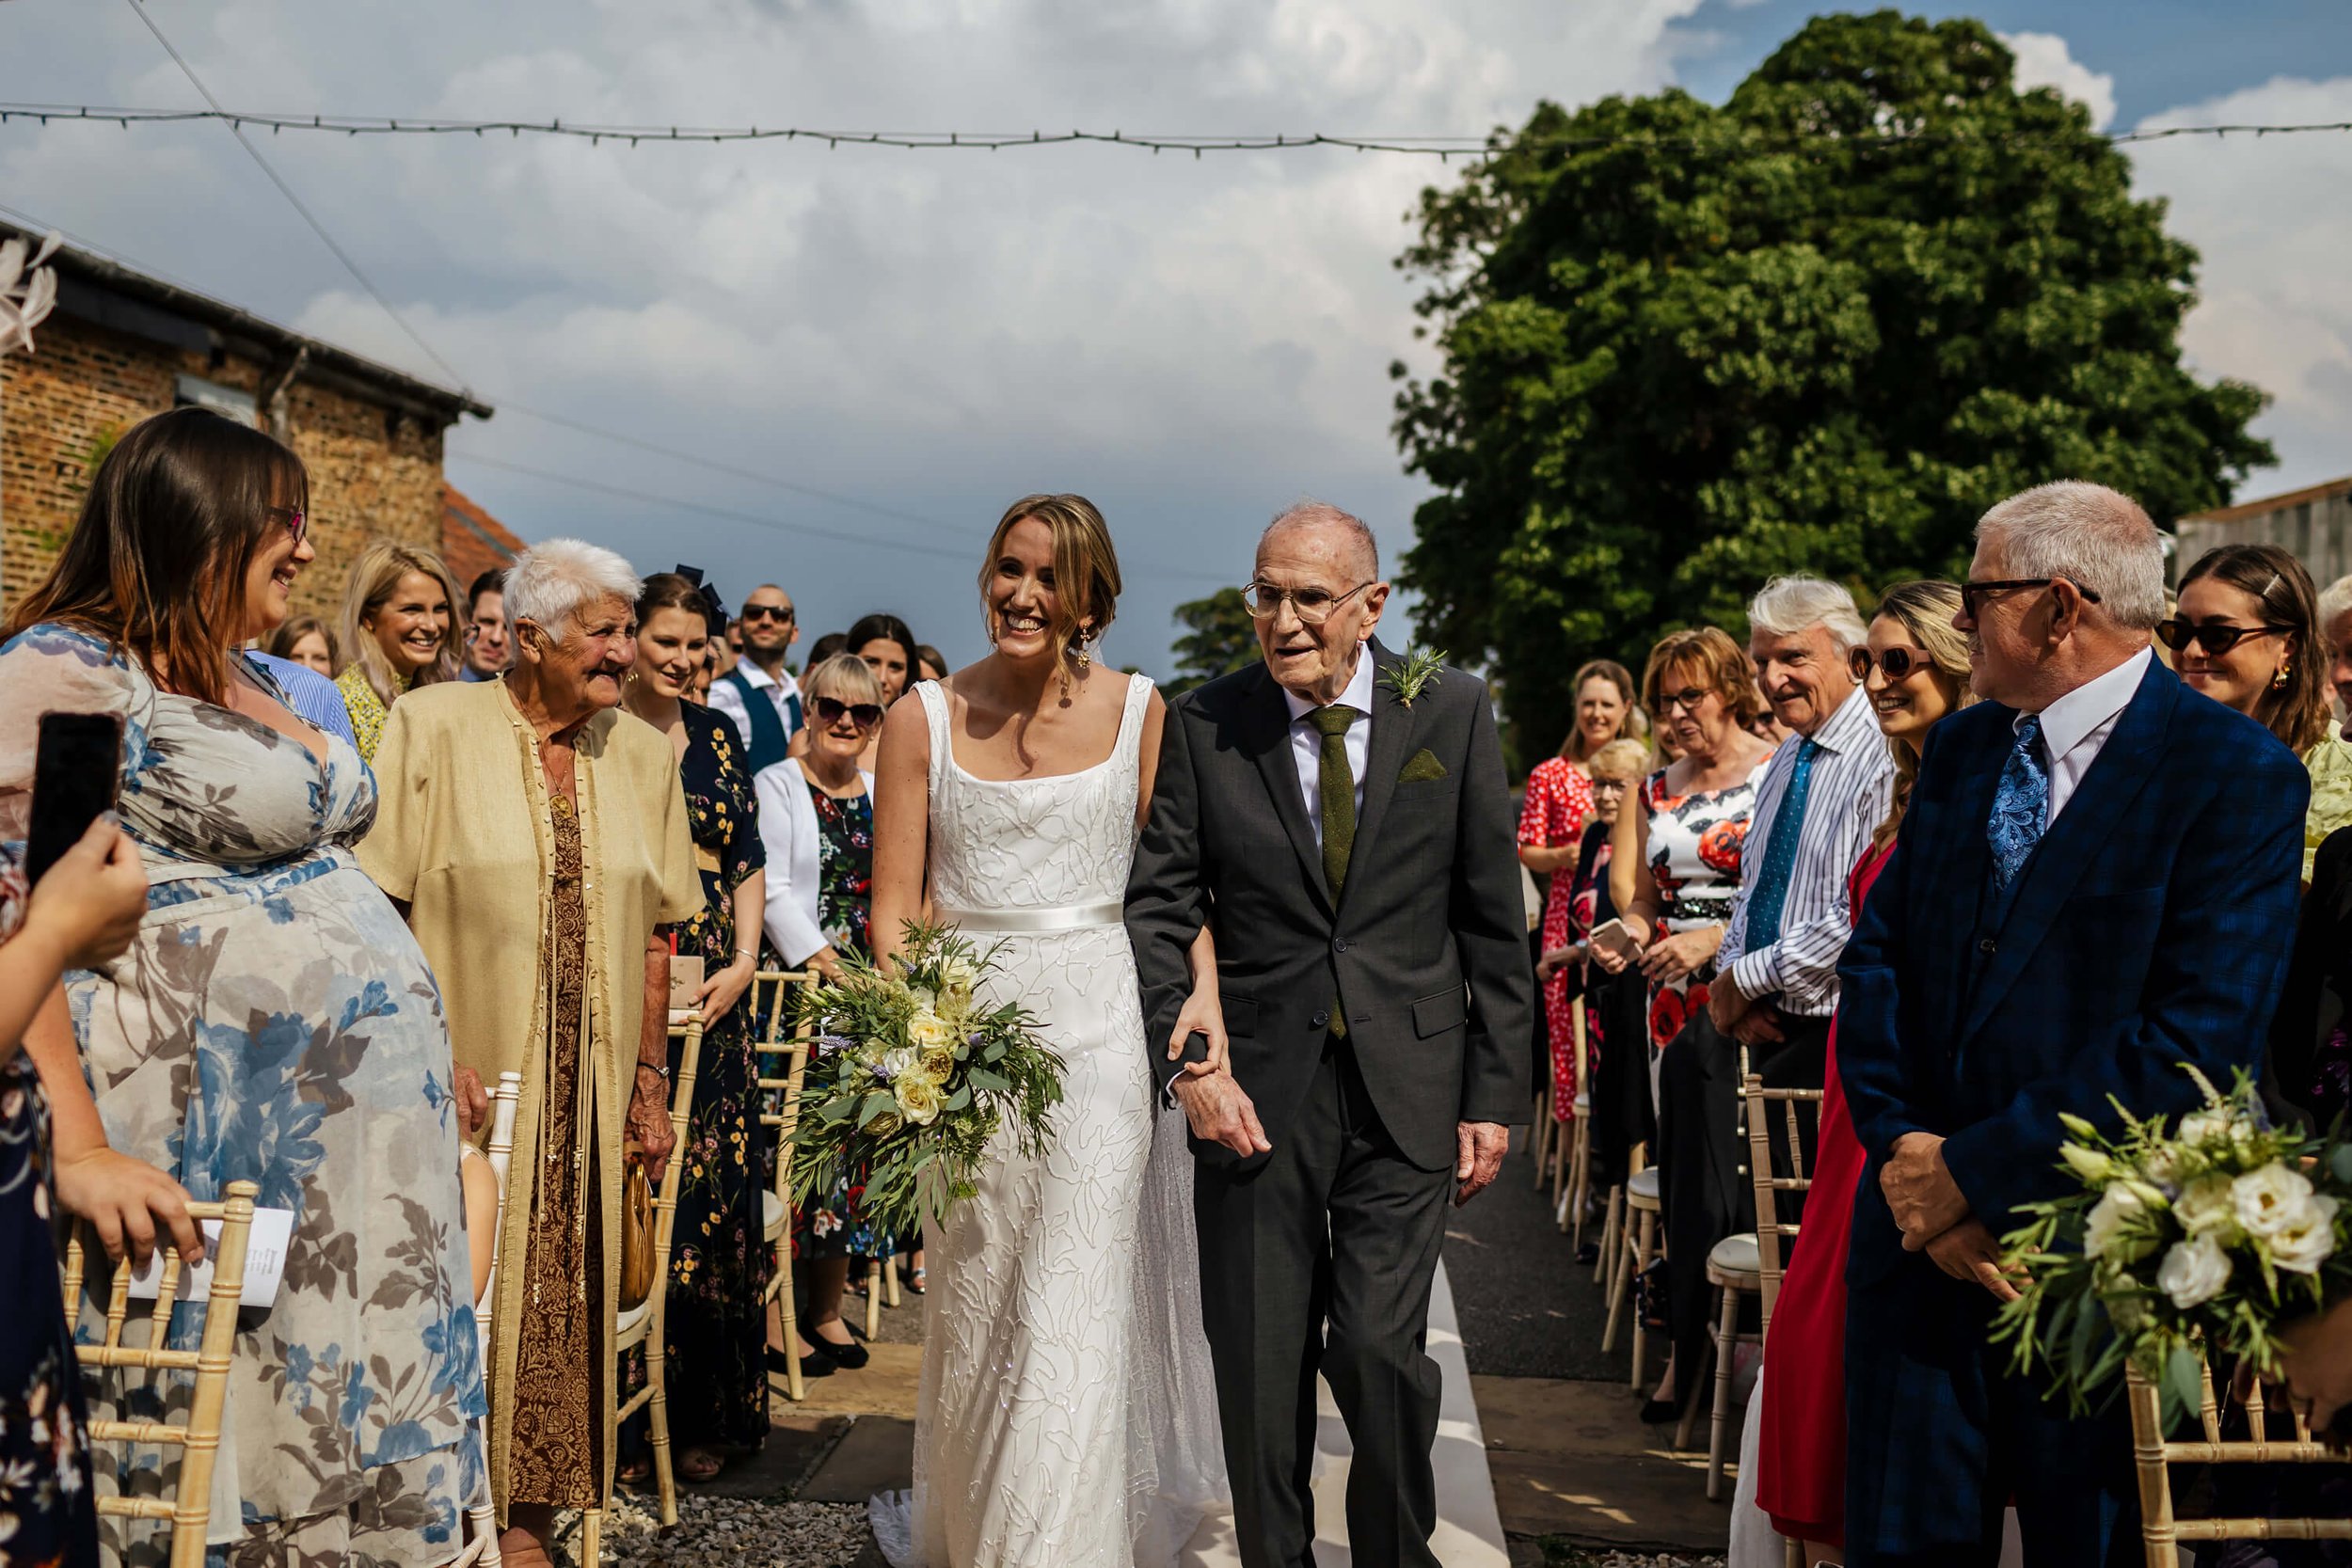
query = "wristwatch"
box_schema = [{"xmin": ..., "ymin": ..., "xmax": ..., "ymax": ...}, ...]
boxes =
[{"xmin": 635, "ymin": 1060, "xmax": 671, "ymax": 1084}]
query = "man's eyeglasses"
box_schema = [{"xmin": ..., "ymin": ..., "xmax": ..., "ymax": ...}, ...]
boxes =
[
  {"xmin": 1242, "ymin": 579, "xmax": 1375, "ymax": 626},
  {"xmin": 2153, "ymin": 619, "xmax": 2294, "ymax": 657},
  {"xmin": 1959, "ymin": 578, "xmax": 2103, "ymax": 619},
  {"xmin": 813, "ymin": 695, "xmax": 884, "ymax": 730},
  {"xmin": 1657, "ymin": 686, "xmax": 1716, "ymax": 715},
  {"xmin": 265, "ymin": 505, "xmax": 308, "ymax": 546},
  {"xmin": 741, "ymin": 604, "xmax": 795, "ymax": 625},
  {"xmin": 1849, "ymin": 645, "xmax": 1936, "ymax": 682}
]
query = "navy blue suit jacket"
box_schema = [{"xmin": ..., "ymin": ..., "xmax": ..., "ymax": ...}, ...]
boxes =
[{"xmin": 1839, "ymin": 656, "xmax": 2307, "ymax": 1284}]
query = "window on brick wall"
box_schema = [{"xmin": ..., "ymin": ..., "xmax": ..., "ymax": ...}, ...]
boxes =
[{"xmin": 174, "ymin": 374, "xmax": 256, "ymax": 422}]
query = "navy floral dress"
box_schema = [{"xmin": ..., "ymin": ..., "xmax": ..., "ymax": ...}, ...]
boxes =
[
  {"xmin": 796, "ymin": 779, "xmax": 883, "ymax": 1262},
  {"xmin": 0, "ymin": 851, "xmax": 98, "ymax": 1568},
  {"xmin": 625, "ymin": 705, "xmax": 770, "ymax": 1452}
]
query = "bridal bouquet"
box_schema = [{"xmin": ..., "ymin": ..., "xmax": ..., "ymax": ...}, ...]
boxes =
[
  {"xmin": 789, "ymin": 923, "xmax": 1065, "ymax": 1239},
  {"xmin": 1992, "ymin": 1067, "xmax": 2352, "ymax": 1424}
]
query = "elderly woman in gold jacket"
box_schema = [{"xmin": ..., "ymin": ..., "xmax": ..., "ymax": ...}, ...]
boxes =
[{"xmin": 359, "ymin": 538, "xmax": 700, "ymax": 1568}]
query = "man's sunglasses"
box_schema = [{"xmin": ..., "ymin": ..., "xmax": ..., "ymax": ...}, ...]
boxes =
[
  {"xmin": 2153, "ymin": 619, "xmax": 2294, "ymax": 657},
  {"xmin": 1958, "ymin": 578, "xmax": 2103, "ymax": 619},
  {"xmin": 1848, "ymin": 645, "xmax": 1936, "ymax": 682},
  {"xmin": 265, "ymin": 505, "xmax": 308, "ymax": 546},
  {"xmin": 740, "ymin": 604, "xmax": 795, "ymax": 624},
  {"xmin": 813, "ymin": 695, "xmax": 884, "ymax": 729}
]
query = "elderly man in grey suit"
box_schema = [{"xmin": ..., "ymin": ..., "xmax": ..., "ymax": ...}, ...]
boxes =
[{"xmin": 1126, "ymin": 501, "xmax": 1534, "ymax": 1568}]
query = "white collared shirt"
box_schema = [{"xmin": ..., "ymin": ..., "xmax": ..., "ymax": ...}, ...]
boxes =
[
  {"xmin": 1282, "ymin": 650, "xmax": 1376, "ymax": 850},
  {"xmin": 708, "ymin": 657, "xmax": 803, "ymax": 752},
  {"xmin": 2020, "ymin": 644, "xmax": 2152, "ymax": 823}
]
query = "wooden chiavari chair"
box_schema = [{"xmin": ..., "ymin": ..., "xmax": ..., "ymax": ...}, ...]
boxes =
[
  {"xmin": 452, "ymin": 1070, "xmax": 525, "ymax": 1568},
  {"xmin": 755, "ymin": 968, "xmax": 818, "ymax": 1402},
  {"xmin": 64, "ymin": 1179, "xmax": 261, "ymax": 1568},
  {"xmin": 2129, "ymin": 1350, "xmax": 2352, "ymax": 1566},
  {"xmin": 581, "ymin": 1016, "xmax": 706, "ymax": 1567},
  {"xmin": 1602, "ymin": 1153, "xmax": 1661, "ymax": 1391}
]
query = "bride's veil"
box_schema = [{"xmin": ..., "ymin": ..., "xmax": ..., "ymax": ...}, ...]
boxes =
[{"xmin": 1126, "ymin": 1098, "xmax": 1233, "ymax": 1564}]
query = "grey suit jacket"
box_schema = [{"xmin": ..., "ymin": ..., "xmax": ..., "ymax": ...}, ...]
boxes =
[{"xmin": 1125, "ymin": 641, "xmax": 1533, "ymax": 1171}]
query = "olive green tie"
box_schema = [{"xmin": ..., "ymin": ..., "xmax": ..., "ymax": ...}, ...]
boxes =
[{"xmin": 1311, "ymin": 704, "xmax": 1360, "ymax": 1037}]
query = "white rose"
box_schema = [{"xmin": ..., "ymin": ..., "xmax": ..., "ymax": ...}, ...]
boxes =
[
  {"xmin": 2084, "ymin": 1183, "xmax": 2153, "ymax": 1259},
  {"xmin": 2232, "ymin": 1164, "xmax": 2315, "ymax": 1238},
  {"xmin": 2156, "ymin": 1234, "xmax": 2233, "ymax": 1308},
  {"xmin": 908, "ymin": 1010, "xmax": 957, "ymax": 1053},
  {"xmin": 896, "ymin": 1075, "xmax": 944, "ymax": 1127},
  {"xmin": 882, "ymin": 1045, "xmax": 923, "ymax": 1085},
  {"xmin": 2269, "ymin": 1194, "xmax": 2341, "ymax": 1275},
  {"xmin": 2173, "ymin": 1174, "xmax": 2240, "ymax": 1239}
]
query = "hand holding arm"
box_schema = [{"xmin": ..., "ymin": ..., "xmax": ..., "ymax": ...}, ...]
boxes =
[{"xmin": 1167, "ymin": 925, "xmax": 1227, "ymax": 1076}]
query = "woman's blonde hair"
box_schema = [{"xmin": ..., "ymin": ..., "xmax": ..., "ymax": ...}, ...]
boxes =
[
  {"xmin": 1558, "ymin": 658, "xmax": 1648, "ymax": 762},
  {"xmin": 978, "ymin": 494, "xmax": 1122, "ymax": 687},
  {"xmin": 803, "ymin": 652, "xmax": 885, "ymax": 709},
  {"xmin": 1585, "ymin": 736, "xmax": 1652, "ymax": 783},
  {"xmin": 1640, "ymin": 626, "xmax": 1765, "ymax": 729},
  {"xmin": 1869, "ymin": 580, "xmax": 1977, "ymax": 849},
  {"xmin": 338, "ymin": 538, "xmax": 463, "ymax": 706}
]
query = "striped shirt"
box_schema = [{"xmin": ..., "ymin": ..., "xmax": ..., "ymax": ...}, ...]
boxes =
[
  {"xmin": 1717, "ymin": 683, "xmax": 1895, "ymax": 1018},
  {"xmin": 245, "ymin": 652, "xmax": 358, "ymax": 750}
]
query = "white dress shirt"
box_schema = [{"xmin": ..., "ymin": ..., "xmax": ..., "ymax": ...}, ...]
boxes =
[
  {"xmin": 1282, "ymin": 650, "xmax": 1376, "ymax": 850},
  {"xmin": 709, "ymin": 658, "xmax": 803, "ymax": 753},
  {"xmin": 2023, "ymin": 645, "xmax": 2152, "ymax": 824}
]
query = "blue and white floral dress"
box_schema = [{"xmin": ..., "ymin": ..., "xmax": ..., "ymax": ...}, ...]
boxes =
[{"xmin": 0, "ymin": 625, "xmax": 484, "ymax": 1567}]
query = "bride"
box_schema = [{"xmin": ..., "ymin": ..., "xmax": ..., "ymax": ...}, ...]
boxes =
[{"xmin": 865, "ymin": 495, "xmax": 1230, "ymax": 1567}]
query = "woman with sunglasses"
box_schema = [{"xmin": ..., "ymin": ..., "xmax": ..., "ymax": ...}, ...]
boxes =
[
  {"xmin": 1750, "ymin": 581, "xmax": 1974, "ymax": 1566},
  {"xmin": 616, "ymin": 573, "xmax": 770, "ymax": 1483},
  {"xmin": 755, "ymin": 652, "xmax": 892, "ymax": 1380},
  {"xmin": 2165, "ymin": 544, "xmax": 2332, "ymax": 756}
]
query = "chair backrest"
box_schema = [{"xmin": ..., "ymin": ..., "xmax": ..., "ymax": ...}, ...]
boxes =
[
  {"xmin": 2128, "ymin": 1352, "xmax": 2352, "ymax": 1561},
  {"xmin": 753, "ymin": 969, "xmax": 818, "ymax": 1219},
  {"xmin": 1742, "ymin": 1072, "xmax": 1821, "ymax": 1330},
  {"xmin": 62, "ymin": 1178, "xmax": 261, "ymax": 1568},
  {"xmin": 477, "ymin": 1070, "xmax": 525, "ymax": 1323},
  {"xmin": 652, "ymin": 1018, "xmax": 708, "ymax": 1285}
]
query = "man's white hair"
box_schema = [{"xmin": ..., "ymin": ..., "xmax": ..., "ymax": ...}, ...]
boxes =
[
  {"xmin": 504, "ymin": 538, "xmax": 642, "ymax": 637},
  {"xmin": 1975, "ymin": 482, "xmax": 2166, "ymax": 630},
  {"xmin": 2318, "ymin": 573, "xmax": 2352, "ymax": 641},
  {"xmin": 1748, "ymin": 575, "xmax": 1868, "ymax": 653},
  {"xmin": 1259, "ymin": 500, "xmax": 1380, "ymax": 578}
]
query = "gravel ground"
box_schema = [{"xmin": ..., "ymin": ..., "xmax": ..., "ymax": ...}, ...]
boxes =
[
  {"xmin": 549, "ymin": 1495, "xmax": 873, "ymax": 1567},
  {"xmin": 1551, "ymin": 1551, "xmax": 1727, "ymax": 1568}
]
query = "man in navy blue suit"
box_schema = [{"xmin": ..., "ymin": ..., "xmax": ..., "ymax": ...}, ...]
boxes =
[{"xmin": 1837, "ymin": 482, "xmax": 2309, "ymax": 1565}]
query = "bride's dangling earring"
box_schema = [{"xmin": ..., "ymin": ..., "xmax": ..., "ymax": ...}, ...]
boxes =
[{"xmin": 1076, "ymin": 627, "xmax": 1093, "ymax": 676}]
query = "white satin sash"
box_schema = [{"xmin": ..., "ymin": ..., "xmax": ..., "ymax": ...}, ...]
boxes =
[{"xmin": 933, "ymin": 898, "xmax": 1126, "ymax": 934}]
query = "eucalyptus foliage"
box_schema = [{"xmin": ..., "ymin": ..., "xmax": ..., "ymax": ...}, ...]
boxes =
[
  {"xmin": 791, "ymin": 924, "xmax": 1065, "ymax": 1240},
  {"xmin": 1391, "ymin": 10, "xmax": 2272, "ymax": 759}
]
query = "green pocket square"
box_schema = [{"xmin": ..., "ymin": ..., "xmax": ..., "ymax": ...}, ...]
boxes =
[{"xmin": 1398, "ymin": 749, "xmax": 1449, "ymax": 784}]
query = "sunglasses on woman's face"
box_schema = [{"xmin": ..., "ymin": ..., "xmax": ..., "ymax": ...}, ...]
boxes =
[
  {"xmin": 1848, "ymin": 645, "xmax": 1934, "ymax": 682},
  {"xmin": 2153, "ymin": 618, "xmax": 2294, "ymax": 657},
  {"xmin": 814, "ymin": 695, "xmax": 884, "ymax": 730}
]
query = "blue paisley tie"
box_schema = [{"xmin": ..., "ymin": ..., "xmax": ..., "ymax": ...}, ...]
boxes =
[
  {"xmin": 1988, "ymin": 715, "xmax": 2049, "ymax": 890},
  {"xmin": 1744, "ymin": 737, "xmax": 1820, "ymax": 949}
]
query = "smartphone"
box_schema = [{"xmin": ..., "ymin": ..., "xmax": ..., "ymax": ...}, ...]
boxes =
[{"xmin": 26, "ymin": 711, "xmax": 123, "ymax": 885}]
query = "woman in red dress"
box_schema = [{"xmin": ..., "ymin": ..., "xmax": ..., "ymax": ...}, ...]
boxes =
[
  {"xmin": 1518, "ymin": 659, "xmax": 1644, "ymax": 1123},
  {"xmin": 1755, "ymin": 581, "xmax": 1974, "ymax": 1561}
]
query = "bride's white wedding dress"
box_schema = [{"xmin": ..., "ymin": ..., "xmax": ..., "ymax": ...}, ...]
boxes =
[{"xmin": 870, "ymin": 674, "xmax": 1228, "ymax": 1568}]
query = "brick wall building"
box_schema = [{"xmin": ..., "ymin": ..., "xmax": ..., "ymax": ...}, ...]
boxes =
[{"xmin": 0, "ymin": 222, "xmax": 493, "ymax": 619}]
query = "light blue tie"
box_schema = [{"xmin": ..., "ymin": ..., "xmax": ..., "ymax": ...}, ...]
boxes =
[
  {"xmin": 1988, "ymin": 715, "xmax": 2049, "ymax": 890},
  {"xmin": 1744, "ymin": 737, "xmax": 1820, "ymax": 950}
]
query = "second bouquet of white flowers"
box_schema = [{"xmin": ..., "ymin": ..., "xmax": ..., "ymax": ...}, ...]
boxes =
[
  {"xmin": 1993, "ymin": 1067, "xmax": 2352, "ymax": 1425},
  {"xmin": 789, "ymin": 923, "xmax": 1065, "ymax": 1240}
]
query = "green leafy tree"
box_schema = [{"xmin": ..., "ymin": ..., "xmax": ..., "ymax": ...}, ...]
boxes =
[
  {"xmin": 1391, "ymin": 9, "xmax": 2272, "ymax": 759},
  {"xmin": 1166, "ymin": 585, "xmax": 1261, "ymax": 695}
]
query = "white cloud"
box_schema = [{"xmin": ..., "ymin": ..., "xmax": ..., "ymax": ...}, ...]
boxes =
[
  {"xmin": 2128, "ymin": 73, "xmax": 2352, "ymax": 495},
  {"xmin": 1999, "ymin": 30, "xmax": 2117, "ymax": 133}
]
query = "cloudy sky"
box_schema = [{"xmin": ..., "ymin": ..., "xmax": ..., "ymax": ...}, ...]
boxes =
[{"xmin": 5, "ymin": 0, "xmax": 2348, "ymax": 675}]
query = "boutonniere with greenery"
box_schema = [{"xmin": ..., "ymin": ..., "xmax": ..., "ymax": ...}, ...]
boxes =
[{"xmin": 1381, "ymin": 647, "xmax": 1447, "ymax": 708}]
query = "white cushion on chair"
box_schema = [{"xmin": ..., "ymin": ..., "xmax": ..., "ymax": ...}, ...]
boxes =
[
  {"xmin": 1627, "ymin": 1166, "xmax": 1661, "ymax": 1203},
  {"xmin": 1708, "ymin": 1232, "xmax": 1761, "ymax": 1284},
  {"xmin": 762, "ymin": 1189, "xmax": 785, "ymax": 1241},
  {"xmin": 615, "ymin": 1297, "xmax": 654, "ymax": 1350},
  {"xmin": 1572, "ymin": 1092, "xmax": 1590, "ymax": 1116}
]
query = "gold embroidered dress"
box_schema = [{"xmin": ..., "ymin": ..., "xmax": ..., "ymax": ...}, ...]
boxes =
[{"xmin": 358, "ymin": 678, "xmax": 699, "ymax": 1518}]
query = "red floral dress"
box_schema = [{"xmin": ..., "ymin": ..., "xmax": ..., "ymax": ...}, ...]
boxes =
[
  {"xmin": 1518, "ymin": 758, "xmax": 1597, "ymax": 1119},
  {"xmin": 1638, "ymin": 764, "xmax": 1764, "ymax": 1053}
]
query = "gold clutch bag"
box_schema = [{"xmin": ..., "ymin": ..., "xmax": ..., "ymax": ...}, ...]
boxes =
[{"xmin": 618, "ymin": 1148, "xmax": 656, "ymax": 1310}]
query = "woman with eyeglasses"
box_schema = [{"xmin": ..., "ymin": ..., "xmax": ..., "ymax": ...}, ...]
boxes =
[
  {"xmin": 616, "ymin": 573, "xmax": 770, "ymax": 1483},
  {"xmin": 1, "ymin": 408, "xmax": 486, "ymax": 1565},
  {"xmin": 1595, "ymin": 626, "xmax": 1775, "ymax": 1419},
  {"xmin": 1752, "ymin": 581, "xmax": 1974, "ymax": 1566},
  {"xmin": 755, "ymin": 652, "xmax": 891, "ymax": 1381},
  {"xmin": 334, "ymin": 538, "xmax": 464, "ymax": 762},
  {"xmin": 1518, "ymin": 661, "xmax": 1645, "ymax": 1150}
]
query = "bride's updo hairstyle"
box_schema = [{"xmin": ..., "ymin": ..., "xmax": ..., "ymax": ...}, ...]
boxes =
[{"xmin": 978, "ymin": 493, "xmax": 1123, "ymax": 686}]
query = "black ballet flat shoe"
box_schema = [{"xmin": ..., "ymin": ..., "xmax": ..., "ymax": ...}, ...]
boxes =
[
  {"xmin": 767, "ymin": 1346, "xmax": 834, "ymax": 1381},
  {"xmin": 811, "ymin": 1334, "xmax": 869, "ymax": 1370},
  {"xmin": 1638, "ymin": 1397, "xmax": 1679, "ymax": 1425}
]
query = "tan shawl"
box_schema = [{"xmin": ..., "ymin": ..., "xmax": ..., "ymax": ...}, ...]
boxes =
[{"xmin": 358, "ymin": 677, "xmax": 700, "ymax": 1515}]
